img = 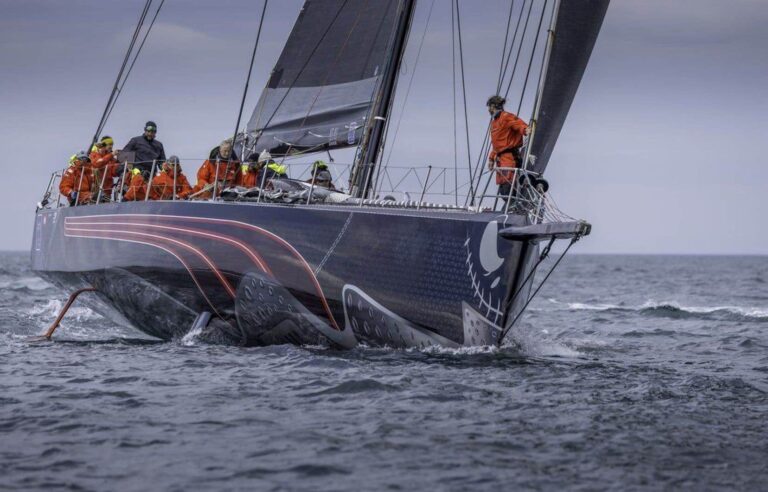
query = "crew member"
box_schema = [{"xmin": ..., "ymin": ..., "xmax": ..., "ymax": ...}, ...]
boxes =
[
  {"xmin": 235, "ymin": 156, "xmax": 260, "ymax": 188},
  {"xmin": 307, "ymin": 160, "xmax": 335, "ymax": 190},
  {"xmin": 192, "ymin": 139, "xmax": 239, "ymax": 199},
  {"xmin": 89, "ymin": 135, "xmax": 119, "ymax": 200},
  {"xmin": 486, "ymin": 95, "xmax": 529, "ymax": 204},
  {"xmin": 150, "ymin": 156, "xmax": 193, "ymax": 200},
  {"xmin": 59, "ymin": 151, "xmax": 94, "ymax": 206},
  {"xmin": 257, "ymin": 150, "xmax": 288, "ymax": 181},
  {"xmin": 122, "ymin": 121, "xmax": 166, "ymax": 175},
  {"xmin": 123, "ymin": 165, "xmax": 149, "ymax": 201}
]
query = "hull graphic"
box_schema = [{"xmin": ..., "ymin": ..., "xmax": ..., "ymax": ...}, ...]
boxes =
[{"xmin": 32, "ymin": 201, "xmax": 537, "ymax": 347}]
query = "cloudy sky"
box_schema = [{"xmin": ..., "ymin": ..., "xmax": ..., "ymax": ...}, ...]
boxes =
[{"xmin": 0, "ymin": 0, "xmax": 766, "ymax": 254}]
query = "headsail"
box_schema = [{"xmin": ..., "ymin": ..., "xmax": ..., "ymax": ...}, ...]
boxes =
[
  {"xmin": 529, "ymin": 0, "xmax": 610, "ymax": 175},
  {"xmin": 246, "ymin": 0, "xmax": 401, "ymax": 156}
]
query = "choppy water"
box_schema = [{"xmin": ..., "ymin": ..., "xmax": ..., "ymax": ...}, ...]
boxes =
[{"xmin": 1, "ymin": 251, "xmax": 767, "ymax": 491}]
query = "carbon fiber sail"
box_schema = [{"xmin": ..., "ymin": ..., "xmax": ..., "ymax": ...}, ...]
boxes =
[
  {"xmin": 530, "ymin": 0, "xmax": 610, "ymax": 175},
  {"xmin": 247, "ymin": 0, "xmax": 401, "ymax": 156}
]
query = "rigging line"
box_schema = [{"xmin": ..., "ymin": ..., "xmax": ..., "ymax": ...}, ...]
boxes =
[
  {"xmin": 516, "ymin": 0, "xmax": 549, "ymax": 115},
  {"xmin": 454, "ymin": 0, "xmax": 476, "ymax": 204},
  {"xmin": 254, "ymin": 0, "xmax": 350, "ymax": 141},
  {"xmin": 496, "ymin": 0, "xmax": 527, "ymax": 95},
  {"xmin": 89, "ymin": 0, "xmax": 152, "ymax": 150},
  {"xmin": 467, "ymin": 0, "xmax": 529, "ymax": 207},
  {"xmin": 230, "ymin": 0, "xmax": 269, "ymax": 157},
  {"xmin": 451, "ymin": 0, "xmax": 458, "ymax": 205},
  {"xmin": 502, "ymin": 0, "xmax": 535, "ymax": 99},
  {"xmin": 497, "ymin": 236, "xmax": 579, "ymax": 346},
  {"xmin": 376, "ymin": 0, "xmax": 437, "ymax": 195},
  {"xmin": 495, "ymin": 0, "xmax": 516, "ymax": 93},
  {"xmin": 100, "ymin": 0, "xmax": 166, "ymax": 136},
  {"xmin": 470, "ymin": 0, "xmax": 536, "ymax": 204}
]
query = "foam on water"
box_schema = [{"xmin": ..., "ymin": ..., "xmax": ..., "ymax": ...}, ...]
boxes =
[
  {"xmin": 541, "ymin": 298, "xmax": 768, "ymax": 321},
  {"xmin": 180, "ymin": 321, "xmax": 204, "ymax": 346},
  {"xmin": 25, "ymin": 299, "xmax": 103, "ymax": 322}
]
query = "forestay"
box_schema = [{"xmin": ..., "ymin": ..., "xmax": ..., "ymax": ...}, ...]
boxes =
[
  {"xmin": 529, "ymin": 0, "xmax": 610, "ymax": 175},
  {"xmin": 247, "ymin": 0, "xmax": 401, "ymax": 156}
]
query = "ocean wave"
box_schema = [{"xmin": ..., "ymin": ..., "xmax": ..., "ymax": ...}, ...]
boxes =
[
  {"xmin": 0, "ymin": 275, "xmax": 54, "ymax": 292},
  {"xmin": 543, "ymin": 299, "xmax": 768, "ymax": 322}
]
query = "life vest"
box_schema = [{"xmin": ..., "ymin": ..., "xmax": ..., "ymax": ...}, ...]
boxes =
[{"xmin": 267, "ymin": 162, "xmax": 287, "ymax": 176}]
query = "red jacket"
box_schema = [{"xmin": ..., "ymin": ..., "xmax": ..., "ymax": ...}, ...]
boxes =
[
  {"xmin": 123, "ymin": 172, "xmax": 148, "ymax": 201},
  {"xmin": 235, "ymin": 165, "xmax": 260, "ymax": 188},
  {"xmin": 489, "ymin": 111, "xmax": 528, "ymax": 185},
  {"xmin": 59, "ymin": 165, "xmax": 93, "ymax": 204},
  {"xmin": 90, "ymin": 150, "xmax": 119, "ymax": 196},
  {"xmin": 193, "ymin": 159, "xmax": 239, "ymax": 198},
  {"xmin": 150, "ymin": 171, "xmax": 193, "ymax": 200}
]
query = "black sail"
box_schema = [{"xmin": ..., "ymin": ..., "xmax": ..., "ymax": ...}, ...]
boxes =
[
  {"xmin": 247, "ymin": 0, "xmax": 401, "ymax": 156},
  {"xmin": 530, "ymin": 0, "xmax": 610, "ymax": 175}
]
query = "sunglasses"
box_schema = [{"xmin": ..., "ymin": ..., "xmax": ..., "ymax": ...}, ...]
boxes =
[{"xmin": 145, "ymin": 128, "xmax": 157, "ymax": 133}]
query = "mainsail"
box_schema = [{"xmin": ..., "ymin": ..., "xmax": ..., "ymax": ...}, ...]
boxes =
[
  {"xmin": 246, "ymin": 0, "xmax": 402, "ymax": 156},
  {"xmin": 529, "ymin": 0, "xmax": 610, "ymax": 175}
]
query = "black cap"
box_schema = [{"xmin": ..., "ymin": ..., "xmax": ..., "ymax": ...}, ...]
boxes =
[
  {"xmin": 486, "ymin": 95, "xmax": 506, "ymax": 107},
  {"xmin": 145, "ymin": 121, "xmax": 158, "ymax": 131}
]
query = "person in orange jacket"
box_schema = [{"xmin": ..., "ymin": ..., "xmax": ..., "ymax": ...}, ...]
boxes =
[
  {"xmin": 486, "ymin": 95, "xmax": 529, "ymax": 204},
  {"xmin": 59, "ymin": 152, "xmax": 94, "ymax": 206},
  {"xmin": 192, "ymin": 139, "xmax": 239, "ymax": 199},
  {"xmin": 150, "ymin": 156, "xmax": 193, "ymax": 200},
  {"xmin": 234, "ymin": 157, "xmax": 260, "ymax": 188},
  {"xmin": 123, "ymin": 166, "xmax": 148, "ymax": 201},
  {"xmin": 89, "ymin": 135, "xmax": 120, "ymax": 201}
]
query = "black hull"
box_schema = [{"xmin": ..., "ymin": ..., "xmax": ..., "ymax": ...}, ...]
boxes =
[{"xmin": 31, "ymin": 201, "xmax": 538, "ymax": 348}]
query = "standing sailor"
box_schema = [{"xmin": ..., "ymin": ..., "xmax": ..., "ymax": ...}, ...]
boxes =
[
  {"xmin": 123, "ymin": 121, "xmax": 166, "ymax": 175},
  {"xmin": 486, "ymin": 95, "xmax": 529, "ymax": 204},
  {"xmin": 59, "ymin": 151, "xmax": 94, "ymax": 206}
]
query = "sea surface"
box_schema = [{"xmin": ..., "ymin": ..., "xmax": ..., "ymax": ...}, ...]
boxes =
[{"xmin": 1, "ymin": 251, "xmax": 767, "ymax": 491}]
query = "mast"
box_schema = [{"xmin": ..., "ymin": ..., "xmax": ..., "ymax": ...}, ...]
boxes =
[
  {"xmin": 350, "ymin": 0, "xmax": 417, "ymax": 199},
  {"xmin": 521, "ymin": 0, "xmax": 560, "ymax": 173}
]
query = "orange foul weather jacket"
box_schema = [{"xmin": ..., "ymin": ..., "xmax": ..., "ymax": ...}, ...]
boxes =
[
  {"xmin": 150, "ymin": 171, "xmax": 193, "ymax": 200},
  {"xmin": 123, "ymin": 172, "xmax": 148, "ymax": 201},
  {"xmin": 59, "ymin": 165, "xmax": 93, "ymax": 205},
  {"xmin": 235, "ymin": 165, "xmax": 260, "ymax": 188},
  {"xmin": 89, "ymin": 150, "xmax": 119, "ymax": 197},
  {"xmin": 488, "ymin": 111, "xmax": 528, "ymax": 185},
  {"xmin": 193, "ymin": 159, "xmax": 239, "ymax": 198}
]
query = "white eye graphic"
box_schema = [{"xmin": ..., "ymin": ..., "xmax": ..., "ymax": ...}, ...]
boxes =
[{"xmin": 479, "ymin": 221, "xmax": 503, "ymax": 289}]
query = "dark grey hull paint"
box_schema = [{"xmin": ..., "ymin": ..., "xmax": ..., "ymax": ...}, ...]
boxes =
[{"xmin": 31, "ymin": 201, "xmax": 537, "ymax": 348}]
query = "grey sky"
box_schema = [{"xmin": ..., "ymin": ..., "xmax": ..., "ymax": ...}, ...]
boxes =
[{"xmin": 0, "ymin": 0, "xmax": 766, "ymax": 254}]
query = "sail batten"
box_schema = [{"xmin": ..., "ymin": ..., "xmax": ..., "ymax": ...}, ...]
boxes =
[
  {"xmin": 247, "ymin": 0, "xmax": 401, "ymax": 156},
  {"xmin": 529, "ymin": 0, "xmax": 610, "ymax": 175}
]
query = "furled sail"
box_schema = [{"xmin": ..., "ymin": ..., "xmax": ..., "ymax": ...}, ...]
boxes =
[
  {"xmin": 246, "ymin": 0, "xmax": 401, "ymax": 156},
  {"xmin": 529, "ymin": 0, "xmax": 610, "ymax": 175}
]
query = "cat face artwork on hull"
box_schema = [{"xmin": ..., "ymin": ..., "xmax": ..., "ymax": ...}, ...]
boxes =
[{"xmin": 31, "ymin": 0, "xmax": 609, "ymax": 347}]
